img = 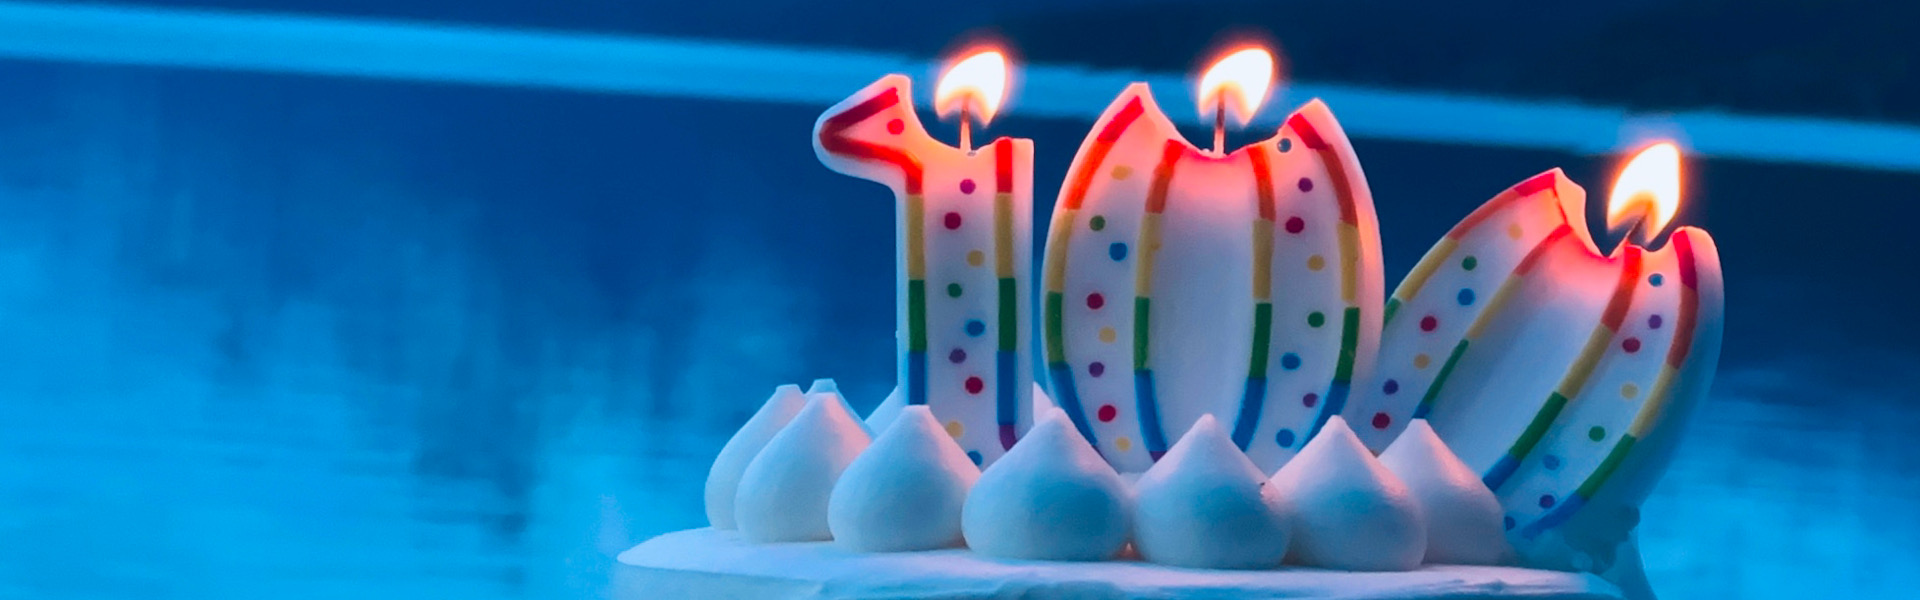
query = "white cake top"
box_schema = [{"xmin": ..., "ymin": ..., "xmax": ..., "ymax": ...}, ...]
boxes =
[
  {"xmin": 1132, "ymin": 415, "xmax": 1293, "ymax": 569},
  {"xmin": 705, "ymin": 384, "xmax": 808, "ymax": 530},
  {"xmin": 961, "ymin": 409, "xmax": 1133, "ymax": 561},
  {"xmin": 617, "ymin": 528, "xmax": 1624, "ymax": 600},
  {"xmin": 1270, "ymin": 416, "xmax": 1427, "ymax": 570},
  {"xmin": 829, "ymin": 405, "xmax": 980, "ymax": 552},
  {"xmin": 733, "ymin": 384, "xmax": 872, "ymax": 543},
  {"xmin": 1379, "ymin": 419, "xmax": 1514, "ymax": 565}
]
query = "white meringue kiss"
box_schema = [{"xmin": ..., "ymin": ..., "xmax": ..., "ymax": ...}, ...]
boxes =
[
  {"xmin": 1271, "ymin": 416, "xmax": 1427, "ymax": 570},
  {"xmin": 829, "ymin": 406, "xmax": 981, "ymax": 552},
  {"xmin": 1380, "ymin": 419, "xmax": 1513, "ymax": 565},
  {"xmin": 962, "ymin": 409, "xmax": 1132, "ymax": 561},
  {"xmin": 734, "ymin": 385, "xmax": 873, "ymax": 543},
  {"xmin": 705, "ymin": 384, "xmax": 808, "ymax": 530},
  {"xmin": 1133, "ymin": 415, "xmax": 1292, "ymax": 569}
]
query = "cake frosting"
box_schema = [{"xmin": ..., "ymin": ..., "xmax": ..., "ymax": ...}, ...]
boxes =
[
  {"xmin": 733, "ymin": 382, "xmax": 873, "ymax": 543},
  {"xmin": 1270, "ymin": 416, "xmax": 1427, "ymax": 570},
  {"xmin": 961, "ymin": 409, "xmax": 1133, "ymax": 561},
  {"xmin": 705, "ymin": 384, "xmax": 807, "ymax": 530},
  {"xmin": 1379, "ymin": 419, "xmax": 1513, "ymax": 565},
  {"xmin": 1132, "ymin": 415, "xmax": 1292, "ymax": 569},
  {"xmin": 828, "ymin": 405, "xmax": 981, "ymax": 552}
]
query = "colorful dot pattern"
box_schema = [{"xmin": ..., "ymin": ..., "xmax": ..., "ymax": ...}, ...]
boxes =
[
  {"xmin": 1506, "ymin": 237, "xmax": 1705, "ymax": 542},
  {"xmin": 1237, "ymin": 112, "xmax": 1373, "ymax": 474},
  {"xmin": 818, "ymin": 93, "xmax": 1034, "ymax": 469},
  {"xmin": 1361, "ymin": 170, "xmax": 1575, "ymax": 457},
  {"xmin": 1039, "ymin": 96, "xmax": 1377, "ymax": 475}
]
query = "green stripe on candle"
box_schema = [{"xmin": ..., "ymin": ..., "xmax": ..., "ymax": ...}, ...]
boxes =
[
  {"xmin": 1505, "ymin": 391, "xmax": 1571, "ymax": 462},
  {"xmin": 1044, "ymin": 291, "xmax": 1065, "ymax": 362},
  {"xmin": 1417, "ymin": 339, "xmax": 1471, "ymax": 417},
  {"xmin": 1576, "ymin": 434, "xmax": 1638, "ymax": 499},
  {"xmin": 1248, "ymin": 302, "xmax": 1273, "ymax": 379},
  {"xmin": 1334, "ymin": 307, "xmax": 1360, "ymax": 383},
  {"xmin": 997, "ymin": 277, "xmax": 1017, "ymax": 352},
  {"xmin": 908, "ymin": 279, "xmax": 927, "ymax": 352},
  {"xmin": 1133, "ymin": 297, "xmax": 1151, "ymax": 368},
  {"xmin": 1383, "ymin": 297, "xmax": 1402, "ymax": 326}
]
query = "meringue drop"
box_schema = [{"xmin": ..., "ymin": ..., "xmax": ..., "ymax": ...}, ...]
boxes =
[
  {"xmin": 1133, "ymin": 415, "xmax": 1292, "ymax": 569},
  {"xmin": 961, "ymin": 409, "xmax": 1132, "ymax": 561},
  {"xmin": 734, "ymin": 384, "xmax": 873, "ymax": 542},
  {"xmin": 863, "ymin": 385, "xmax": 906, "ymax": 433},
  {"xmin": 705, "ymin": 384, "xmax": 808, "ymax": 530},
  {"xmin": 1031, "ymin": 382, "xmax": 1057, "ymax": 418},
  {"xmin": 829, "ymin": 406, "xmax": 981, "ymax": 552},
  {"xmin": 1380, "ymin": 419, "xmax": 1513, "ymax": 565},
  {"xmin": 1270, "ymin": 416, "xmax": 1427, "ymax": 570}
]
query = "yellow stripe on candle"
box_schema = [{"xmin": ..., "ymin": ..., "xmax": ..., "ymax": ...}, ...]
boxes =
[
  {"xmin": 1251, "ymin": 219, "xmax": 1273, "ymax": 301},
  {"xmin": 1135, "ymin": 213, "xmax": 1163, "ymax": 296},
  {"xmin": 906, "ymin": 193, "xmax": 927, "ymax": 279},
  {"xmin": 1043, "ymin": 208, "xmax": 1077, "ymax": 292},
  {"xmin": 1628, "ymin": 364, "xmax": 1681, "ymax": 437},
  {"xmin": 1337, "ymin": 222, "xmax": 1360, "ymax": 304},
  {"xmin": 1552, "ymin": 324, "xmax": 1618, "ymax": 398},
  {"xmin": 994, "ymin": 192, "xmax": 1015, "ymax": 277},
  {"xmin": 1464, "ymin": 271, "xmax": 1527, "ymax": 339},
  {"xmin": 1397, "ymin": 238, "xmax": 1459, "ymax": 303}
]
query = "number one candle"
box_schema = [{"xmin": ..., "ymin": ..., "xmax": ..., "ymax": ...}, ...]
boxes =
[
  {"xmin": 813, "ymin": 49, "xmax": 1034, "ymax": 467},
  {"xmin": 1352, "ymin": 143, "xmax": 1723, "ymax": 563},
  {"xmin": 1041, "ymin": 47, "xmax": 1384, "ymax": 474}
]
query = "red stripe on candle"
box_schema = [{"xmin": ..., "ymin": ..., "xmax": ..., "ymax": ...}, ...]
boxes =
[
  {"xmin": 818, "ymin": 86, "xmax": 925, "ymax": 194},
  {"xmin": 1601, "ymin": 246, "xmax": 1643, "ymax": 330},
  {"xmin": 1514, "ymin": 224, "xmax": 1574, "ymax": 275},
  {"xmin": 1145, "ymin": 140, "xmax": 1184, "ymax": 214},
  {"xmin": 1248, "ymin": 145, "xmax": 1277, "ymax": 221},
  {"xmin": 1061, "ymin": 97, "xmax": 1145, "ymax": 210},
  {"xmin": 1675, "ymin": 230, "xmax": 1700, "ymax": 290},
  {"xmin": 1666, "ymin": 231, "xmax": 1700, "ymax": 367},
  {"xmin": 1286, "ymin": 113, "xmax": 1328, "ymax": 150},
  {"xmin": 994, "ymin": 137, "xmax": 1014, "ymax": 193},
  {"xmin": 1512, "ymin": 170, "xmax": 1559, "ymax": 197},
  {"xmin": 1447, "ymin": 170, "xmax": 1566, "ymax": 240}
]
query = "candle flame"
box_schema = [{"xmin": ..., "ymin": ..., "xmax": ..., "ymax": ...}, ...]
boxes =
[
  {"xmin": 935, "ymin": 49, "xmax": 1010, "ymax": 125},
  {"xmin": 1607, "ymin": 142, "xmax": 1683, "ymax": 237},
  {"xmin": 1197, "ymin": 47, "xmax": 1275, "ymax": 126}
]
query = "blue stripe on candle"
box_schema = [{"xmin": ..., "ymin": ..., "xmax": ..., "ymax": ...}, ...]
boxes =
[
  {"xmin": 1484, "ymin": 454, "xmax": 1523, "ymax": 491},
  {"xmin": 1520, "ymin": 494, "xmax": 1588, "ymax": 540},
  {"xmin": 1231, "ymin": 377, "xmax": 1267, "ymax": 451},
  {"xmin": 1046, "ymin": 363, "xmax": 1097, "ymax": 446},
  {"xmin": 995, "ymin": 350, "xmax": 1016, "ymax": 427},
  {"xmin": 907, "ymin": 350, "xmax": 927, "ymax": 406},
  {"xmin": 1134, "ymin": 369, "xmax": 1168, "ymax": 457}
]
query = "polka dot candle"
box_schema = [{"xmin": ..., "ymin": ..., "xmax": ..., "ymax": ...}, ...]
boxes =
[
  {"xmin": 1040, "ymin": 82, "xmax": 1382, "ymax": 474},
  {"xmin": 814, "ymin": 73, "xmax": 1034, "ymax": 467},
  {"xmin": 1358, "ymin": 151, "xmax": 1723, "ymax": 560}
]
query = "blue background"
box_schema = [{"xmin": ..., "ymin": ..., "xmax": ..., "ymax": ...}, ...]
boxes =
[{"xmin": 1, "ymin": 1, "xmax": 1916, "ymax": 599}]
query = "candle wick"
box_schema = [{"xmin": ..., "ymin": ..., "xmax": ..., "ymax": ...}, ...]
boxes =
[
  {"xmin": 1212, "ymin": 96, "xmax": 1226, "ymax": 156},
  {"xmin": 1610, "ymin": 217, "xmax": 1646, "ymax": 256},
  {"xmin": 959, "ymin": 105, "xmax": 972, "ymax": 153}
]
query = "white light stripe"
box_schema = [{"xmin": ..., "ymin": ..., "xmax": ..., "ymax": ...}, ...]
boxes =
[{"xmin": 1, "ymin": 1, "xmax": 1918, "ymax": 173}]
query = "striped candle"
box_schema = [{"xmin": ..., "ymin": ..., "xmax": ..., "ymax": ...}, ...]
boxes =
[
  {"xmin": 1353, "ymin": 160, "xmax": 1724, "ymax": 561},
  {"xmin": 813, "ymin": 74, "xmax": 1035, "ymax": 467},
  {"xmin": 1040, "ymin": 83, "xmax": 1382, "ymax": 474}
]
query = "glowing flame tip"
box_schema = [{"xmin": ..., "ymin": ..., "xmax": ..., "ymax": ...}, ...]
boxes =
[
  {"xmin": 1197, "ymin": 47, "xmax": 1276, "ymax": 126},
  {"xmin": 1607, "ymin": 141, "xmax": 1683, "ymax": 237},
  {"xmin": 935, "ymin": 49, "xmax": 1010, "ymax": 125}
]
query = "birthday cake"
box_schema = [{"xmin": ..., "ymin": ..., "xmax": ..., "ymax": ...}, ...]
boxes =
[{"xmin": 617, "ymin": 47, "xmax": 1721, "ymax": 600}]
